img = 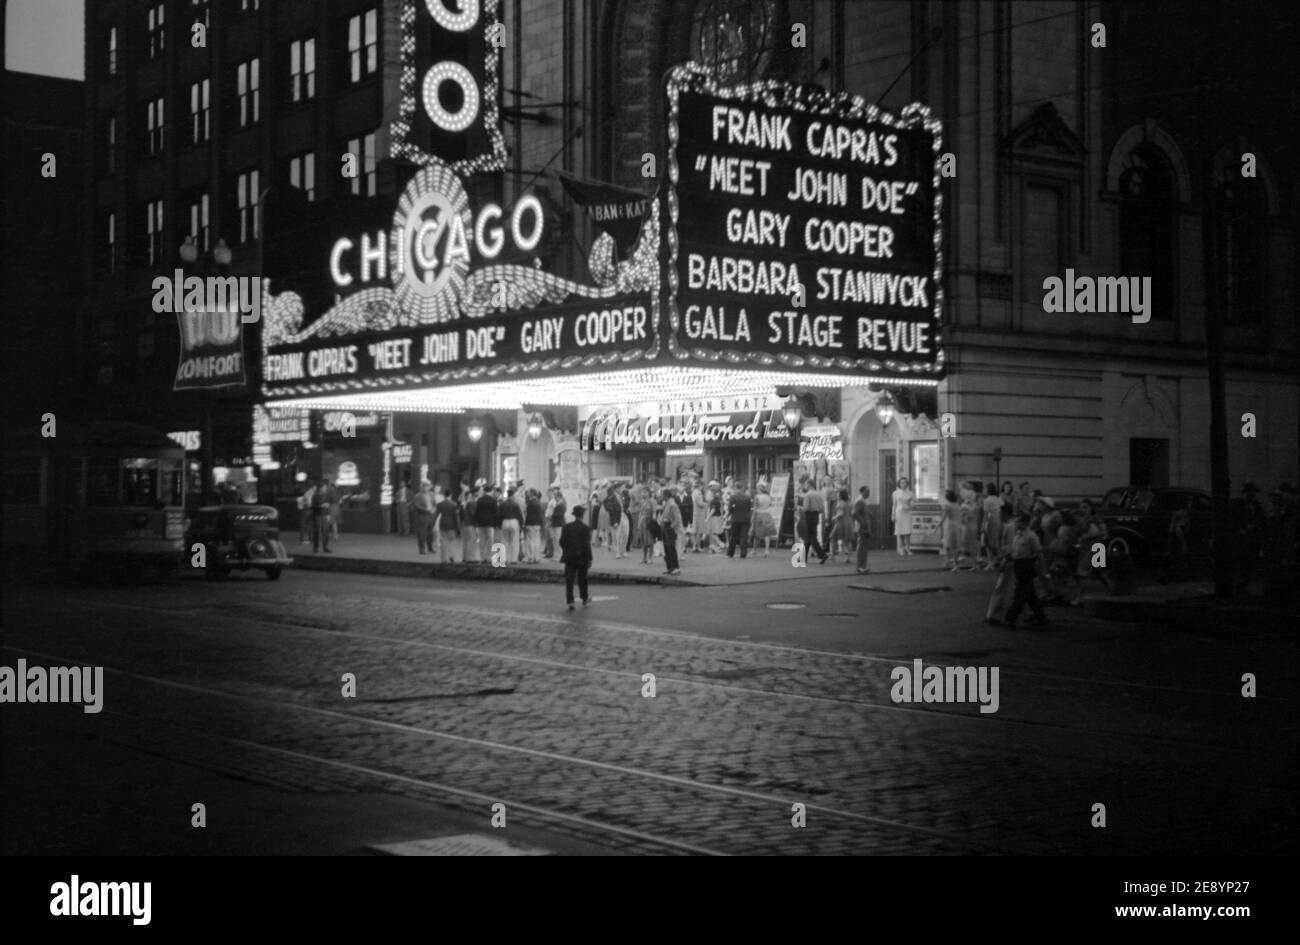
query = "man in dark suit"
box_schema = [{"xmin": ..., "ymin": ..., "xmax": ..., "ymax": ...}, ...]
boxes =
[
  {"xmin": 560, "ymin": 505, "xmax": 594, "ymax": 610},
  {"xmin": 727, "ymin": 481, "xmax": 753, "ymax": 558}
]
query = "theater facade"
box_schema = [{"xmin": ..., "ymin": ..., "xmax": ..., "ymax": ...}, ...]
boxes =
[{"xmin": 257, "ymin": 45, "xmax": 947, "ymax": 536}]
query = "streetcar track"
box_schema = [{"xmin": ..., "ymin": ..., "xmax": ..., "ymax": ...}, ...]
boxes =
[
  {"xmin": 51, "ymin": 589, "xmax": 1294, "ymax": 703},
  {"xmin": 8, "ymin": 644, "xmax": 989, "ymax": 853},
  {"xmin": 92, "ymin": 707, "xmax": 726, "ymax": 856},
  {"xmin": 24, "ymin": 598, "xmax": 1287, "ymax": 753}
]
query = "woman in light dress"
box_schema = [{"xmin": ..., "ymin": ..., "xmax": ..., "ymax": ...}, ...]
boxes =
[
  {"xmin": 891, "ymin": 476, "xmax": 915, "ymax": 555},
  {"xmin": 752, "ymin": 481, "xmax": 777, "ymax": 556},
  {"xmin": 981, "ymin": 483, "xmax": 1003, "ymax": 570},
  {"xmin": 941, "ymin": 488, "xmax": 963, "ymax": 569}
]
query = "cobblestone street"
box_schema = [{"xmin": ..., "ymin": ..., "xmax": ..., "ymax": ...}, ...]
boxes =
[{"xmin": 3, "ymin": 569, "xmax": 1293, "ymax": 855}]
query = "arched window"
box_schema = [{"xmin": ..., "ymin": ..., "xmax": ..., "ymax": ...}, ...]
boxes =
[
  {"xmin": 1118, "ymin": 144, "xmax": 1176, "ymax": 321},
  {"xmin": 1214, "ymin": 176, "xmax": 1265, "ymax": 325},
  {"xmin": 690, "ymin": 0, "xmax": 777, "ymax": 84}
]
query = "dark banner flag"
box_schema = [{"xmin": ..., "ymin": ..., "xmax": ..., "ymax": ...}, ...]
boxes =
[
  {"xmin": 557, "ymin": 171, "xmax": 652, "ymax": 259},
  {"xmin": 174, "ymin": 309, "xmax": 247, "ymax": 391}
]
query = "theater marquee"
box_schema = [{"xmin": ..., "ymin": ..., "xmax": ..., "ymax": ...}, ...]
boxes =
[
  {"xmin": 663, "ymin": 63, "xmax": 945, "ymax": 379},
  {"xmin": 261, "ymin": 158, "xmax": 660, "ymax": 403}
]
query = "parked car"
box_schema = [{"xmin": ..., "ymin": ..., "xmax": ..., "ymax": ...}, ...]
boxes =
[
  {"xmin": 1096, "ymin": 486, "xmax": 1213, "ymax": 560},
  {"xmin": 186, "ymin": 504, "xmax": 293, "ymax": 580}
]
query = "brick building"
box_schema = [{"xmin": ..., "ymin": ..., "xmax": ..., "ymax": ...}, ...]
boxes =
[{"xmin": 77, "ymin": 0, "xmax": 1297, "ymax": 530}]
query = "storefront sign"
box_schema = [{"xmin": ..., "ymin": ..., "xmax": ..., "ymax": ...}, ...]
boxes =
[
  {"xmin": 323, "ymin": 411, "xmax": 383, "ymax": 432},
  {"xmin": 252, "ymin": 405, "xmax": 310, "ymax": 444},
  {"xmin": 580, "ymin": 403, "xmax": 791, "ymax": 450},
  {"xmin": 173, "ymin": 309, "xmax": 246, "ymax": 391},
  {"xmin": 799, "ymin": 423, "xmax": 844, "ymax": 460},
  {"xmin": 392, "ymin": 443, "xmax": 414, "ymax": 464},
  {"xmin": 391, "ymin": 0, "xmax": 507, "ymax": 176},
  {"xmin": 663, "ymin": 63, "xmax": 944, "ymax": 378},
  {"xmin": 167, "ymin": 430, "xmax": 201, "ymax": 452},
  {"xmin": 336, "ymin": 461, "xmax": 361, "ymax": 487},
  {"xmin": 261, "ymin": 157, "xmax": 660, "ymax": 401}
]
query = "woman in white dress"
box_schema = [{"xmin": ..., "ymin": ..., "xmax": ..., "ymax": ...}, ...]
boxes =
[
  {"xmin": 891, "ymin": 477, "xmax": 915, "ymax": 555},
  {"xmin": 751, "ymin": 481, "xmax": 777, "ymax": 556}
]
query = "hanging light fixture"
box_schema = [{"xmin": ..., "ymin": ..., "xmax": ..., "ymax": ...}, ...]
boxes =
[
  {"xmin": 782, "ymin": 395, "xmax": 804, "ymax": 432},
  {"xmin": 467, "ymin": 417, "xmax": 484, "ymax": 443},
  {"xmin": 875, "ymin": 390, "xmax": 897, "ymax": 427},
  {"xmin": 526, "ymin": 413, "xmax": 544, "ymax": 440}
]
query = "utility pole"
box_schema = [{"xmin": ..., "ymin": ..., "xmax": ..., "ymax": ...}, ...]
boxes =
[{"xmin": 1198, "ymin": 78, "xmax": 1233, "ymax": 598}]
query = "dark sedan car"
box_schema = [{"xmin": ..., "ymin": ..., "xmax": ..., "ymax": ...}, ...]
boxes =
[
  {"xmin": 1096, "ymin": 486, "xmax": 1213, "ymax": 560},
  {"xmin": 186, "ymin": 504, "xmax": 293, "ymax": 579}
]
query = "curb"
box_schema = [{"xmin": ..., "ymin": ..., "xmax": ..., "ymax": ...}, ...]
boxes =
[{"xmin": 291, "ymin": 553, "xmax": 695, "ymax": 586}]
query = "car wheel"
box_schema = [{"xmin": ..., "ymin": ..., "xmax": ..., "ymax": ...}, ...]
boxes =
[{"xmin": 264, "ymin": 566, "xmax": 282, "ymax": 581}]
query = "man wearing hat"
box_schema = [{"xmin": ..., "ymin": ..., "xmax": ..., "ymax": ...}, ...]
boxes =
[{"xmin": 560, "ymin": 504, "xmax": 594, "ymax": 610}]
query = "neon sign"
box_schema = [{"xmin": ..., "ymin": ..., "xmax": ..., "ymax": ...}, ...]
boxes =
[
  {"xmin": 327, "ymin": 161, "xmax": 545, "ymax": 323},
  {"xmin": 391, "ymin": 0, "xmax": 507, "ymax": 175}
]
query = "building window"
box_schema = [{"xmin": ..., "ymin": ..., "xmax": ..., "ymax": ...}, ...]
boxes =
[
  {"xmin": 188, "ymin": 192, "xmax": 210, "ymax": 253},
  {"xmin": 1215, "ymin": 179, "xmax": 1264, "ymax": 325},
  {"xmin": 289, "ymin": 37, "xmax": 316, "ymax": 102},
  {"xmin": 345, "ymin": 133, "xmax": 376, "ymax": 196},
  {"xmin": 107, "ymin": 26, "xmax": 118, "ymax": 76},
  {"xmin": 190, "ymin": 78, "xmax": 210, "ymax": 144},
  {"xmin": 104, "ymin": 116, "xmax": 116, "ymax": 175},
  {"xmin": 691, "ymin": 0, "xmax": 776, "ymax": 84},
  {"xmin": 104, "ymin": 212, "xmax": 117, "ymax": 274},
  {"xmin": 348, "ymin": 9, "xmax": 378, "ymax": 84},
  {"xmin": 237, "ymin": 58, "xmax": 261, "ymax": 127},
  {"xmin": 1118, "ymin": 144, "xmax": 1176, "ymax": 321},
  {"xmin": 237, "ymin": 170, "xmax": 260, "ymax": 244},
  {"xmin": 145, "ymin": 199, "xmax": 164, "ymax": 266},
  {"xmin": 288, "ymin": 153, "xmax": 316, "ymax": 201},
  {"xmin": 147, "ymin": 3, "xmax": 165, "ymax": 59},
  {"xmin": 146, "ymin": 96, "xmax": 165, "ymax": 154}
]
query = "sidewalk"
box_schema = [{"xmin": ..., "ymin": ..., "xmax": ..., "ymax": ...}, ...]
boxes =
[
  {"xmin": 288, "ymin": 531, "xmax": 943, "ymax": 587},
  {"xmin": 284, "ymin": 532, "xmax": 1299, "ymax": 627}
]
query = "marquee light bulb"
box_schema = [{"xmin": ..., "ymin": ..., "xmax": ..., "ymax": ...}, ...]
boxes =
[
  {"xmin": 425, "ymin": 0, "xmax": 479, "ymax": 32},
  {"xmin": 423, "ymin": 61, "xmax": 480, "ymax": 133}
]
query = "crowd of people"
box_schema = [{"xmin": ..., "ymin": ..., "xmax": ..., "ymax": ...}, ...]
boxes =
[
  {"xmin": 975, "ymin": 479, "xmax": 1299, "ymax": 627},
  {"xmin": 306, "ymin": 470, "xmax": 1299, "ymax": 616},
  {"xmin": 380, "ymin": 472, "xmax": 881, "ymax": 575}
]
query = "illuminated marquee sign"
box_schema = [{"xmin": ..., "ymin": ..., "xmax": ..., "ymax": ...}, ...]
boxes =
[
  {"xmin": 579, "ymin": 396, "xmax": 793, "ymax": 450},
  {"xmin": 261, "ymin": 158, "xmax": 660, "ymax": 401},
  {"xmin": 391, "ymin": 0, "xmax": 507, "ymax": 175},
  {"xmin": 663, "ymin": 63, "xmax": 944, "ymax": 379}
]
